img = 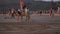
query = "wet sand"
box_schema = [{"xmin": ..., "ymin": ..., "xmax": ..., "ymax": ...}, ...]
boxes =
[{"xmin": 0, "ymin": 14, "xmax": 60, "ymax": 34}]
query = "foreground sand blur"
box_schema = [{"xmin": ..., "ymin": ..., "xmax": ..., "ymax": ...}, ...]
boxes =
[{"xmin": 0, "ymin": 14, "xmax": 60, "ymax": 34}]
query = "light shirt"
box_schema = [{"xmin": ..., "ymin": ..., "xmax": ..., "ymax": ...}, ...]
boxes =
[
  {"xmin": 18, "ymin": 9, "xmax": 20, "ymax": 12},
  {"xmin": 25, "ymin": 8, "xmax": 29, "ymax": 15},
  {"xmin": 11, "ymin": 11, "xmax": 14, "ymax": 13}
]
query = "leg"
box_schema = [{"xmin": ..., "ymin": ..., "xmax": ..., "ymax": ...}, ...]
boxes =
[
  {"xmin": 28, "ymin": 15, "xmax": 30, "ymax": 23},
  {"xmin": 25, "ymin": 14, "xmax": 27, "ymax": 22},
  {"xmin": 16, "ymin": 15, "xmax": 19, "ymax": 22},
  {"xmin": 21, "ymin": 15, "xmax": 23, "ymax": 22},
  {"xmin": 26, "ymin": 15, "xmax": 30, "ymax": 23}
]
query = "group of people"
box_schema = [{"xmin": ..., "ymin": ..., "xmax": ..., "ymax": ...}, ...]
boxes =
[
  {"xmin": 10, "ymin": 6, "xmax": 29, "ymax": 16},
  {"xmin": 9, "ymin": 2, "xmax": 28, "ymax": 16},
  {"xmin": 8, "ymin": 8, "xmax": 30, "ymax": 22},
  {"xmin": 7, "ymin": 0, "xmax": 31, "ymax": 22},
  {"xmin": 32, "ymin": 8, "xmax": 56, "ymax": 17}
]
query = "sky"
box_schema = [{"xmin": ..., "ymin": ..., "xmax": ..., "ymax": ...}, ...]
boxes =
[
  {"xmin": 42, "ymin": 0, "xmax": 60, "ymax": 2},
  {"xmin": 34, "ymin": 0, "xmax": 60, "ymax": 2}
]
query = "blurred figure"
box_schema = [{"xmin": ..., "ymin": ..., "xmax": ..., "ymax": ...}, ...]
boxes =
[
  {"xmin": 17, "ymin": 8, "xmax": 23, "ymax": 20},
  {"xmin": 17, "ymin": 8, "xmax": 22, "ymax": 15},
  {"xmin": 11, "ymin": 8, "xmax": 16, "ymax": 18},
  {"xmin": 49, "ymin": 8, "xmax": 52, "ymax": 17},
  {"xmin": 20, "ymin": 0, "xmax": 24, "ymax": 11},
  {"xmin": 57, "ymin": 7, "xmax": 60, "ymax": 14},
  {"xmin": 24, "ymin": 5, "xmax": 30, "ymax": 22},
  {"xmin": 39, "ymin": 10, "xmax": 42, "ymax": 16},
  {"xmin": 20, "ymin": 0, "xmax": 24, "ymax": 21},
  {"xmin": 49, "ymin": 8, "xmax": 54, "ymax": 17}
]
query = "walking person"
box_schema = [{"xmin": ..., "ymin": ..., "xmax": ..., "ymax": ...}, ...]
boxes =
[
  {"xmin": 39, "ymin": 10, "xmax": 42, "ymax": 16},
  {"xmin": 49, "ymin": 8, "xmax": 54, "ymax": 18},
  {"xmin": 24, "ymin": 5, "xmax": 30, "ymax": 22},
  {"xmin": 11, "ymin": 8, "xmax": 15, "ymax": 18}
]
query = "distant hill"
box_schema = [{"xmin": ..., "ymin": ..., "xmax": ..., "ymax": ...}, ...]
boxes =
[{"xmin": 0, "ymin": 0, "xmax": 60, "ymax": 11}]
